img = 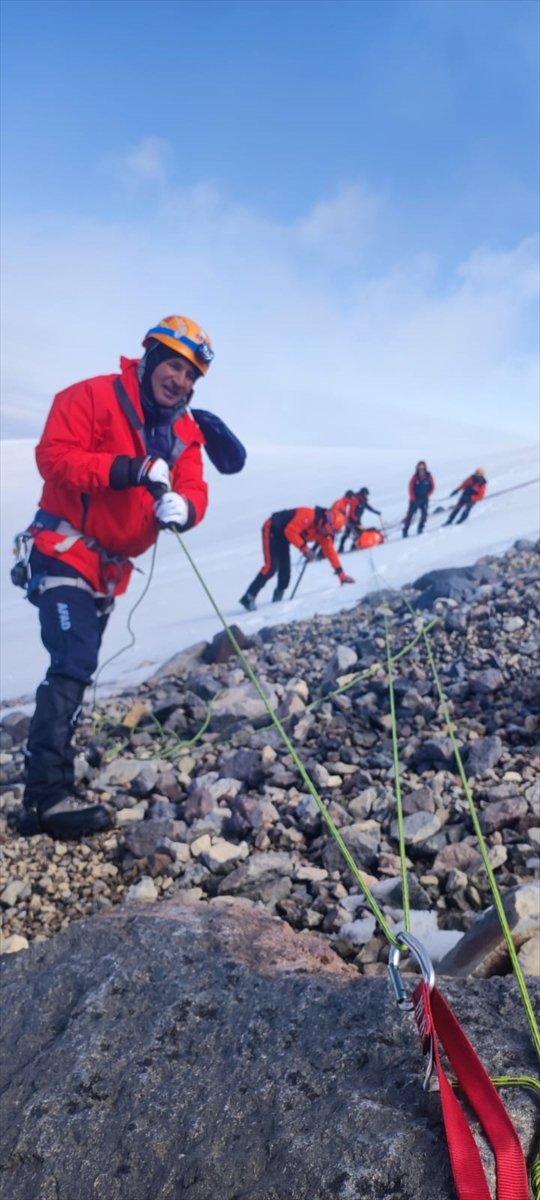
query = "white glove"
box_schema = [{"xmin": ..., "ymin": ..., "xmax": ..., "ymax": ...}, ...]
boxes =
[
  {"xmin": 138, "ymin": 456, "xmax": 171, "ymax": 496},
  {"xmin": 154, "ymin": 492, "xmax": 189, "ymax": 531}
]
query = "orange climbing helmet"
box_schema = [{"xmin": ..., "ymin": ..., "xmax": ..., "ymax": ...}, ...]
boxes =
[{"xmin": 143, "ymin": 315, "xmax": 214, "ymax": 374}]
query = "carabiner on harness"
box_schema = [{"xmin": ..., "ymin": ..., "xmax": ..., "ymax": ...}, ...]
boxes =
[{"xmin": 10, "ymin": 530, "xmax": 34, "ymax": 590}]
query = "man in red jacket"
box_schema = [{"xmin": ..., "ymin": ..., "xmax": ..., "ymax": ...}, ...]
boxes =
[
  {"xmin": 239, "ymin": 504, "xmax": 354, "ymax": 611},
  {"xmin": 16, "ymin": 316, "xmax": 214, "ymax": 838},
  {"xmin": 444, "ymin": 469, "xmax": 487, "ymax": 525}
]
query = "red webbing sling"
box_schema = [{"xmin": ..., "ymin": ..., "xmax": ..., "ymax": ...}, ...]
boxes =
[{"xmin": 413, "ymin": 981, "xmax": 529, "ymax": 1200}]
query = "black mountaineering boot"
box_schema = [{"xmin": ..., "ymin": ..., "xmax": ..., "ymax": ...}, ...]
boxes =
[
  {"xmin": 272, "ymin": 587, "xmax": 284, "ymax": 602},
  {"xmin": 240, "ymin": 592, "xmax": 256, "ymax": 612},
  {"xmin": 22, "ymin": 674, "xmax": 112, "ymax": 839},
  {"xmin": 38, "ymin": 796, "xmax": 111, "ymax": 839}
]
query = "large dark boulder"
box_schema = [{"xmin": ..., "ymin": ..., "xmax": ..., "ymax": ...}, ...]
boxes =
[
  {"xmin": 411, "ymin": 564, "xmax": 497, "ymax": 610},
  {"xmin": 0, "ymin": 901, "xmax": 537, "ymax": 1200}
]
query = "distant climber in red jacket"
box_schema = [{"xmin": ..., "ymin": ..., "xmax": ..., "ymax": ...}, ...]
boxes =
[
  {"xmin": 402, "ymin": 461, "xmax": 435, "ymax": 537},
  {"xmin": 338, "ymin": 487, "xmax": 382, "ymax": 552},
  {"xmin": 444, "ymin": 470, "xmax": 487, "ymax": 526},
  {"xmin": 239, "ymin": 503, "xmax": 354, "ymax": 611},
  {"xmin": 16, "ymin": 316, "xmax": 216, "ymax": 839}
]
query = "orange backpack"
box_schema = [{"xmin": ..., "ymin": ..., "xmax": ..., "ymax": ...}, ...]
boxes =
[{"xmin": 355, "ymin": 528, "xmax": 384, "ymax": 550}]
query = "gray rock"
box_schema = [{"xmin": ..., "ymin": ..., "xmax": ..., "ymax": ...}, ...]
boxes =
[
  {"xmin": 390, "ymin": 811, "xmax": 442, "ymax": 845},
  {"xmin": 218, "ymin": 851, "xmax": 296, "ymax": 904},
  {"xmin": 123, "ymin": 819, "xmax": 180, "ymax": 859},
  {"xmin": 218, "ymin": 749, "xmax": 265, "ymax": 787},
  {"xmin": 150, "ymin": 641, "xmax": 208, "ymax": 679},
  {"xmin": 129, "ymin": 763, "xmax": 161, "ymax": 797},
  {"xmin": 322, "ymin": 823, "xmax": 380, "ymax": 873},
  {"xmin": 412, "ymin": 738, "xmax": 456, "ymax": 771},
  {"xmin": 438, "ymin": 882, "xmax": 540, "ymax": 977},
  {"xmin": 402, "ymin": 788, "xmax": 436, "ymax": 816},
  {"xmin": 126, "ymin": 875, "xmax": 158, "ymax": 902},
  {"xmin": 502, "ymin": 615, "xmax": 525, "ymax": 632},
  {"xmin": 480, "ymin": 795, "xmax": 528, "ymax": 834},
  {"xmin": 295, "ymin": 794, "xmax": 322, "ymax": 835},
  {"xmin": 224, "ymin": 794, "xmax": 279, "ymax": 837},
  {"xmin": 432, "ymin": 841, "xmax": 483, "ymax": 877},
  {"xmin": 0, "ymin": 712, "xmax": 31, "ymax": 741},
  {"xmin": 93, "ymin": 757, "xmax": 165, "ymax": 791},
  {"xmin": 321, "ymin": 645, "xmax": 358, "ymax": 693},
  {"xmin": 0, "ymin": 902, "xmax": 536, "ymax": 1200},
  {"xmin": 203, "ymin": 625, "xmax": 260, "ymax": 665},
  {"xmin": 465, "ymin": 736, "xmax": 504, "ymax": 776},
  {"xmin": 183, "ymin": 774, "xmax": 243, "ymax": 824},
  {"xmin": 469, "ymin": 668, "xmax": 504, "ymax": 694},
  {"xmin": 211, "ymin": 682, "xmax": 278, "ymax": 724},
  {"xmin": 200, "ymin": 839, "xmax": 250, "ymax": 872}
]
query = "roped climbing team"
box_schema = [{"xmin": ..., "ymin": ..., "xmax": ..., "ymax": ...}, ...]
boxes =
[{"xmin": 11, "ymin": 306, "xmax": 489, "ymax": 841}]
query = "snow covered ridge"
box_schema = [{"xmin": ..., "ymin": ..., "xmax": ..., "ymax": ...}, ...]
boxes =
[
  {"xmin": 1, "ymin": 439, "xmax": 539, "ymax": 703},
  {"xmin": 1, "ymin": 539, "xmax": 538, "ymax": 979}
]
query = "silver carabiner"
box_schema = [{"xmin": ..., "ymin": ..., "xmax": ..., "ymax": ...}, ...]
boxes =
[
  {"xmin": 387, "ymin": 932, "xmax": 436, "ymax": 1090},
  {"xmin": 387, "ymin": 931, "xmax": 435, "ymax": 1009}
]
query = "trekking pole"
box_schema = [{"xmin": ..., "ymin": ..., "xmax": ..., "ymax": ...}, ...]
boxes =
[{"xmin": 289, "ymin": 557, "xmax": 308, "ymax": 600}]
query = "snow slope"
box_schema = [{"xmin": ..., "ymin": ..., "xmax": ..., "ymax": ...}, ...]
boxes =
[{"xmin": 1, "ymin": 440, "xmax": 538, "ymax": 704}]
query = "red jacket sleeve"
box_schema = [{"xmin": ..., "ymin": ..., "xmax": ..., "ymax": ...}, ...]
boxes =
[
  {"xmin": 428, "ymin": 474, "xmax": 435, "ymax": 496},
  {"xmin": 314, "ymin": 533, "xmax": 341, "ymax": 572},
  {"xmin": 408, "ymin": 476, "xmax": 416, "ymax": 501},
  {"xmin": 36, "ymin": 380, "xmax": 118, "ymax": 492}
]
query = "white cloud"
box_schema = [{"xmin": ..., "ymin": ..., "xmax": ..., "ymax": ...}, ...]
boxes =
[
  {"xmin": 104, "ymin": 137, "xmax": 171, "ymax": 185},
  {"xmin": 1, "ymin": 172, "xmax": 538, "ymax": 452}
]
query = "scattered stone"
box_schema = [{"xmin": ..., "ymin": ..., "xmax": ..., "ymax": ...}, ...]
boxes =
[
  {"xmin": 518, "ymin": 936, "xmax": 540, "ymax": 976},
  {"xmin": 0, "ymin": 933, "xmax": 29, "ymax": 954},
  {"xmin": 0, "ymin": 539, "xmax": 537, "ymax": 995},
  {"xmin": 465, "ymin": 735, "xmax": 503, "ymax": 776},
  {"xmin": 438, "ymin": 883, "xmax": 540, "ymax": 977},
  {"xmin": 126, "ymin": 876, "xmax": 158, "ymax": 902},
  {"xmin": 200, "ymin": 839, "xmax": 250, "ymax": 871}
]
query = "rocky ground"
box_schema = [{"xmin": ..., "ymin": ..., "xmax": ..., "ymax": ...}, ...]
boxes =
[{"xmin": 1, "ymin": 539, "xmax": 539, "ymax": 979}]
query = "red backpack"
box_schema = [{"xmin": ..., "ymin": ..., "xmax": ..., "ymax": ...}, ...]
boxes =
[{"xmin": 355, "ymin": 528, "xmax": 384, "ymax": 550}]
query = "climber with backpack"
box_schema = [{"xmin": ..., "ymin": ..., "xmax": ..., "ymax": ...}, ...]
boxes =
[
  {"xmin": 239, "ymin": 502, "xmax": 354, "ymax": 611},
  {"xmin": 444, "ymin": 469, "xmax": 487, "ymax": 526},
  {"xmin": 11, "ymin": 315, "xmax": 245, "ymax": 839}
]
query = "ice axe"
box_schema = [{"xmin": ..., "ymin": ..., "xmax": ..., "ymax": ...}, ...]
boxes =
[{"xmin": 289, "ymin": 556, "xmax": 309, "ymax": 600}]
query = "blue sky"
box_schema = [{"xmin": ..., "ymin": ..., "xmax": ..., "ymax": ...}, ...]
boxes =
[{"xmin": 1, "ymin": 0, "xmax": 539, "ymax": 445}]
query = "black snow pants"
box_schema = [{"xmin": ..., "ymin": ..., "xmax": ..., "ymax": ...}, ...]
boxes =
[
  {"xmin": 24, "ymin": 550, "xmax": 113, "ymax": 814},
  {"xmin": 403, "ymin": 499, "xmax": 429, "ymax": 536},
  {"xmin": 445, "ymin": 499, "xmax": 473, "ymax": 525},
  {"xmin": 244, "ymin": 517, "xmax": 292, "ymax": 600}
]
